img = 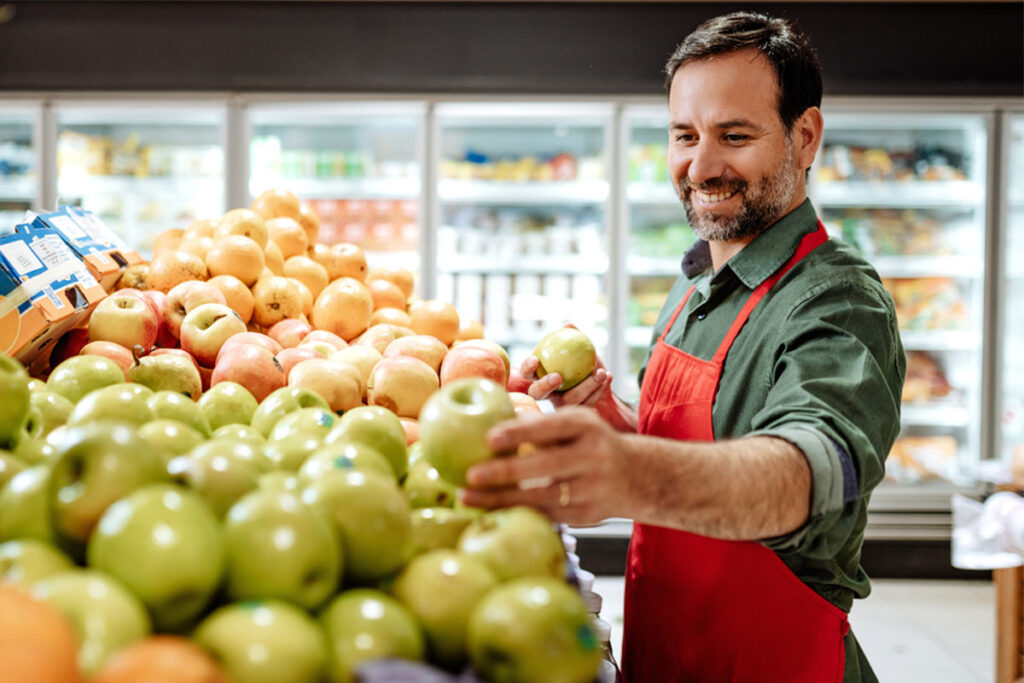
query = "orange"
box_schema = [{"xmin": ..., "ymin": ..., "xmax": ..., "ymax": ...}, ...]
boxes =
[
  {"xmin": 408, "ymin": 299, "xmax": 460, "ymax": 346},
  {"xmin": 454, "ymin": 317, "xmax": 485, "ymax": 342},
  {"xmin": 215, "ymin": 209, "xmax": 268, "ymax": 249},
  {"xmin": 177, "ymin": 236, "xmax": 213, "ymax": 260},
  {"xmin": 368, "ymin": 265, "xmax": 415, "ymax": 300},
  {"xmin": 251, "ymin": 188, "xmax": 301, "ymax": 221},
  {"xmin": 151, "ymin": 228, "xmax": 184, "ymax": 257},
  {"xmin": 252, "ymin": 275, "xmax": 304, "ymax": 328},
  {"xmin": 311, "ymin": 242, "xmax": 367, "ymax": 282},
  {"xmin": 297, "ymin": 205, "xmax": 321, "ymax": 246},
  {"xmin": 266, "ymin": 217, "xmax": 309, "ymax": 259},
  {"xmin": 183, "ymin": 218, "xmax": 217, "ymax": 241},
  {"xmin": 312, "ymin": 277, "xmax": 373, "ymax": 342},
  {"xmin": 205, "ymin": 234, "xmax": 265, "ymax": 287},
  {"xmin": 207, "ymin": 274, "xmax": 255, "ymax": 324},
  {"xmin": 91, "ymin": 635, "xmax": 229, "ymax": 683},
  {"xmin": 115, "ymin": 264, "xmax": 149, "ymax": 291},
  {"xmin": 0, "ymin": 585, "xmax": 80, "ymax": 683},
  {"xmin": 367, "ymin": 277, "xmax": 408, "ymax": 311},
  {"xmin": 264, "ymin": 240, "xmax": 285, "ymax": 275},
  {"xmin": 283, "ymin": 255, "xmax": 329, "ymax": 299},
  {"xmin": 148, "ymin": 250, "xmax": 208, "ymax": 292},
  {"xmin": 293, "ymin": 278, "xmax": 314, "ymax": 318},
  {"xmin": 370, "ymin": 307, "xmax": 413, "ymax": 328}
]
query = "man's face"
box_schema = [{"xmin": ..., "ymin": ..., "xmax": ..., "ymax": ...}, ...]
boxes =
[{"xmin": 667, "ymin": 49, "xmax": 805, "ymax": 242}]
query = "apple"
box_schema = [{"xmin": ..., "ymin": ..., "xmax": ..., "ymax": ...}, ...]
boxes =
[
  {"xmin": 457, "ymin": 506, "xmax": 567, "ymax": 582},
  {"xmin": 66, "ymin": 383, "xmax": 154, "ymax": 427},
  {"xmin": 0, "ymin": 539, "xmax": 74, "ymax": 587},
  {"xmin": 48, "ymin": 327, "xmax": 90, "ymax": 369},
  {"xmin": 211, "ymin": 343, "xmax": 286, "ymax": 403},
  {"xmin": 418, "ymin": 377, "xmax": 515, "ymax": 487},
  {"xmin": 258, "ymin": 471, "xmax": 301, "ymax": 494},
  {"xmin": 215, "ymin": 331, "xmax": 283, "ymax": 365},
  {"xmin": 301, "ymin": 468, "xmax": 411, "ymax": 584},
  {"xmin": 277, "ymin": 346, "xmax": 324, "ymax": 379},
  {"xmin": 532, "ymin": 327, "xmax": 597, "ymax": 391},
  {"xmin": 367, "ymin": 356, "xmax": 439, "ymax": 419},
  {"xmin": 167, "ymin": 447, "xmax": 260, "ymax": 519},
  {"xmin": 506, "ymin": 368, "xmax": 533, "ymax": 394},
  {"xmin": 302, "ymin": 329, "xmax": 347, "ymax": 350},
  {"xmin": 137, "ymin": 419, "xmax": 206, "ymax": 464},
  {"xmin": 250, "ymin": 386, "xmax": 330, "ymax": 438},
  {"xmin": 46, "ymin": 355, "xmax": 124, "ymax": 404},
  {"xmin": 267, "ymin": 318, "xmax": 313, "ymax": 349},
  {"xmin": 180, "ymin": 303, "xmax": 247, "ymax": 368},
  {"xmin": 191, "ymin": 438, "xmax": 273, "ymax": 475},
  {"xmin": 296, "ymin": 339, "xmax": 338, "ymax": 358},
  {"xmin": 392, "ymin": 549, "xmax": 498, "ymax": 670},
  {"xmin": 467, "ymin": 577, "xmax": 603, "ymax": 683},
  {"xmin": 197, "ymin": 381, "xmax": 259, "ymax": 431},
  {"xmin": 0, "ymin": 465, "xmax": 55, "ymax": 543},
  {"xmin": 139, "ymin": 289, "xmax": 178, "ymax": 348},
  {"xmin": 288, "ymin": 359, "xmax": 363, "ymax": 413},
  {"xmin": 28, "ymin": 388, "xmax": 74, "ymax": 437},
  {"xmin": 129, "ymin": 349, "xmax": 203, "ymax": 400},
  {"xmin": 79, "ymin": 341, "xmax": 134, "ymax": 380},
  {"xmin": 147, "ymin": 390, "xmax": 212, "ymax": 437},
  {"xmin": 323, "ymin": 405, "xmax": 408, "ymax": 480},
  {"xmin": 320, "ymin": 589, "xmax": 425, "ymax": 681},
  {"xmin": 163, "ymin": 280, "xmax": 228, "ymax": 340},
  {"xmin": 48, "ymin": 421, "xmax": 168, "ymax": 549},
  {"xmin": 30, "ymin": 569, "xmax": 151, "ymax": 676},
  {"xmin": 90, "ymin": 635, "xmax": 229, "ymax": 683},
  {"xmin": 355, "ymin": 323, "xmax": 413, "ymax": 354},
  {"xmin": 402, "ymin": 458, "xmax": 457, "ymax": 509},
  {"xmin": 408, "ymin": 507, "xmax": 477, "ymax": 557},
  {"xmin": 509, "ymin": 391, "xmax": 543, "ymax": 416},
  {"xmin": 455, "ymin": 337, "xmax": 512, "ymax": 373},
  {"xmin": 193, "ymin": 600, "xmax": 328, "ymax": 683},
  {"xmin": 221, "ymin": 488, "xmax": 340, "ymax": 610},
  {"xmin": 383, "ymin": 334, "xmax": 448, "ymax": 373},
  {"xmin": 211, "ymin": 423, "xmax": 266, "ymax": 450},
  {"xmin": 148, "ymin": 347, "xmax": 202, "ymax": 375},
  {"xmin": 327, "ymin": 345, "xmax": 381, "ymax": 397},
  {"xmin": 439, "ymin": 343, "xmax": 508, "ymax": 387},
  {"xmin": 454, "ymin": 318, "xmax": 485, "ymax": 342},
  {"xmin": 298, "ymin": 442, "xmax": 395, "ymax": 483},
  {"xmin": 10, "ymin": 430, "xmax": 55, "ymax": 467},
  {"xmin": 400, "ymin": 417, "xmax": 419, "ymax": 445},
  {"xmin": 0, "ymin": 451, "xmax": 26, "ymax": 489},
  {"xmin": 263, "ymin": 433, "xmax": 325, "ymax": 472},
  {"xmin": 88, "ymin": 293, "xmax": 159, "ymax": 350},
  {"xmin": 0, "ymin": 587, "xmax": 76, "ymax": 683},
  {"xmin": 87, "ymin": 483, "xmax": 224, "ymax": 632},
  {"xmin": 268, "ymin": 406, "xmax": 337, "ymax": 443}
]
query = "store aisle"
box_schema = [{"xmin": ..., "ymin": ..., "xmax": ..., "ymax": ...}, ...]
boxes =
[{"xmin": 591, "ymin": 576, "xmax": 995, "ymax": 683}]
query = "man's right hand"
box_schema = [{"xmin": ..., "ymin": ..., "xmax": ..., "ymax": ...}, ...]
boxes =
[{"xmin": 518, "ymin": 354, "xmax": 613, "ymax": 408}]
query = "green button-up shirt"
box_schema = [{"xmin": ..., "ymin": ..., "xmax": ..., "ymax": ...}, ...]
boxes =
[{"xmin": 638, "ymin": 199, "xmax": 905, "ymax": 683}]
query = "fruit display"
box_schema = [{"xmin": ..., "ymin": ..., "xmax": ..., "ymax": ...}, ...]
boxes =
[{"xmin": 0, "ymin": 187, "xmax": 607, "ymax": 682}]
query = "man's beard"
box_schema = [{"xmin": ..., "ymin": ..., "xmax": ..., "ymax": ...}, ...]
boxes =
[{"xmin": 677, "ymin": 146, "xmax": 798, "ymax": 243}]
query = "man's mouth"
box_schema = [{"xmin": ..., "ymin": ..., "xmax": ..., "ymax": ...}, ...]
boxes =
[{"xmin": 687, "ymin": 186, "xmax": 741, "ymax": 209}]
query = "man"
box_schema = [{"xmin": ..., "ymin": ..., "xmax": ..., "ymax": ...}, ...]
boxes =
[{"xmin": 461, "ymin": 11, "xmax": 905, "ymax": 683}]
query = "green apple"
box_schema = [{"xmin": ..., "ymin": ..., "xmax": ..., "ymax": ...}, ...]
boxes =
[
  {"xmin": 222, "ymin": 489, "xmax": 340, "ymax": 610},
  {"xmin": 532, "ymin": 327, "xmax": 597, "ymax": 391},
  {"xmin": 406, "ymin": 441, "xmax": 426, "ymax": 468},
  {"xmin": 302, "ymin": 468, "xmax": 411, "ymax": 585},
  {"xmin": 67, "ymin": 383, "xmax": 154, "ymax": 426},
  {"xmin": 467, "ymin": 577, "xmax": 602, "ymax": 683},
  {"xmin": 320, "ymin": 589, "xmax": 425, "ymax": 683},
  {"xmin": 138, "ymin": 419, "xmax": 207, "ymax": 464},
  {"xmin": 0, "ymin": 538, "xmax": 74, "ymax": 586},
  {"xmin": 250, "ymin": 386, "xmax": 330, "ymax": 438},
  {"xmin": 0, "ymin": 353, "xmax": 30, "ymax": 449},
  {"xmin": 129, "ymin": 352, "xmax": 202, "ymax": 400},
  {"xmin": 198, "ymin": 380, "xmax": 259, "ymax": 431},
  {"xmin": 193, "ymin": 600, "xmax": 328, "ymax": 683},
  {"xmin": 418, "ymin": 377, "xmax": 515, "ymax": 487},
  {"xmin": 324, "ymin": 406, "xmax": 408, "ymax": 480},
  {"xmin": 0, "ymin": 465, "xmax": 54, "ymax": 542},
  {"xmin": 28, "ymin": 377, "xmax": 47, "ymax": 393},
  {"xmin": 28, "ymin": 389, "xmax": 74, "ymax": 438},
  {"xmin": 298, "ymin": 442, "xmax": 395, "ymax": 483},
  {"xmin": 392, "ymin": 549, "xmax": 498, "ymax": 670},
  {"xmin": 269, "ymin": 406, "xmax": 337, "ymax": 442},
  {"xmin": 259, "ymin": 471, "xmax": 302, "ymax": 493},
  {"xmin": 409, "ymin": 507, "xmax": 478, "ymax": 557},
  {"xmin": 87, "ymin": 483, "xmax": 224, "ymax": 632},
  {"xmin": 457, "ymin": 506, "xmax": 566, "ymax": 582},
  {"xmin": 168, "ymin": 447, "xmax": 261, "ymax": 518},
  {"xmin": 146, "ymin": 390, "xmax": 212, "ymax": 437},
  {"xmin": 31, "ymin": 569, "xmax": 151, "ymax": 676},
  {"xmin": 212, "ymin": 423, "xmax": 266, "ymax": 449},
  {"xmin": 46, "ymin": 354, "xmax": 125, "ymax": 404},
  {"xmin": 11, "ymin": 428, "xmax": 56, "ymax": 465},
  {"xmin": 264, "ymin": 433, "xmax": 325, "ymax": 472},
  {"xmin": 0, "ymin": 450, "xmax": 25, "ymax": 489},
  {"xmin": 48, "ymin": 421, "xmax": 167, "ymax": 549},
  {"xmin": 194, "ymin": 437, "xmax": 273, "ymax": 474},
  {"xmin": 402, "ymin": 458, "xmax": 457, "ymax": 509}
]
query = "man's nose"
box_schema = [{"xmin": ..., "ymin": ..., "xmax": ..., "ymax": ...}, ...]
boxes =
[{"xmin": 686, "ymin": 141, "xmax": 726, "ymax": 186}]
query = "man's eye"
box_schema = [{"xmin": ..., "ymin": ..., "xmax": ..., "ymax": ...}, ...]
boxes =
[
  {"xmin": 724, "ymin": 134, "xmax": 749, "ymax": 143},
  {"xmin": 674, "ymin": 133, "xmax": 696, "ymax": 143}
]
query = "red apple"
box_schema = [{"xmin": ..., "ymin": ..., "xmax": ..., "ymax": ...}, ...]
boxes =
[
  {"xmin": 211, "ymin": 343, "xmax": 285, "ymax": 402},
  {"xmin": 288, "ymin": 359, "xmax": 363, "ymax": 413},
  {"xmin": 439, "ymin": 344, "xmax": 508, "ymax": 387},
  {"xmin": 296, "ymin": 340, "xmax": 337, "ymax": 359},
  {"xmin": 180, "ymin": 303, "xmax": 248, "ymax": 368},
  {"xmin": 215, "ymin": 332, "xmax": 284, "ymax": 365},
  {"xmin": 88, "ymin": 292, "xmax": 160, "ymax": 350},
  {"xmin": 367, "ymin": 355, "xmax": 440, "ymax": 419},
  {"xmin": 456, "ymin": 339, "xmax": 511, "ymax": 379},
  {"xmin": 399, "ymin": 417, "xmax": 419, "ymax": 446},
  {"xmin": 139, "ymin": 290, "xmax": 177, "ymax": 348},
  {"xmin": 506, "ymin": 369, "xmax": 532, "ymax": 394},
  {"xmin": 508, "ymin": 392, "xmax": 542, "ymax": 416},
  {"xmin": 327, "ymin": 346, "xmax": 382, "ymax": 399},
  {"xmin": 302, "ymin": 329, "xmax": 348, "ymax": 351},
  {"xmin": 50, "ymin": 327, "xmax": 90, "ymax": 368},
  {"xmin": 355, "ymin": 324, "xmax": 414, "ymax": 354},
  {"xmin": 164, "ymin": 281, "xmax": 227, "ymax": 339},
  {"xmin": 276, "ymin": 346, "xmax": 324, "ymax": 379},
  {"xmin": 267, "ymin": 318, "xmax": 313, "ymax": 349},
  {"xmin": 79, "ymin": 341, "xmax": 135, "ymax": 380},
  {"xmin": 382, "ymin": 334, "xmax": 448, "ymax": 373}
]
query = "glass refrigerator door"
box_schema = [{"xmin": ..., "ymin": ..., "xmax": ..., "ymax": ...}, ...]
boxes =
[
  {"xmin": 54, "ymin": 103, "xmax": 226, "ymax": 256},
  {"xmin": 0, "ymin": 104, "xmax": 40, "ymax": 235},
  {"xmin": 248, "ymin": 102, "xmax": 424, "ymax": 280},
  {"xmin": 813, "ymin": 110, "xmax": 989, "ymax": 490},
  {"xmin": 618, "ymin": 105, "xmax": 695, "ymax": 404},
  {"xmin": 434, "ymin": 103, "xmax": 613, "ymax": 367},
  {"xmin": 1000, "ymin": 113, "xmax": 1024, "ymax": 465}
]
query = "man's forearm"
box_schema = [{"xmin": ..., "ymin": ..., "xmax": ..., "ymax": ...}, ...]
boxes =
[{"xmin": 618, "ymin": 434, "xmax": 812, "ymax": 540}]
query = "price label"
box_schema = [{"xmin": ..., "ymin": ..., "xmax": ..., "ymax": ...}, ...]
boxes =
[{"xmin": 0, "ymin": 241, "xmax": 45, "ymax": 277}]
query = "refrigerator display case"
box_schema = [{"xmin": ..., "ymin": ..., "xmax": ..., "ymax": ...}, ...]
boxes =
[
  {"xmin": 247, "ymin": 101, "xmax": 425, "ymax": 279},
  {"xmin": 0, "ymin": 104, "xmax": 40, "ymax": 234},
  {"xmin": 54, "ymin": 102, "xmax": 226, "ymax": 256},
  {"xmin": 433, "ymin": 103, "xmax": 613, "ymax": 367},
  {"xmin": 999, "ymin": 112, "xmax": 1024, "ymax": 465}
]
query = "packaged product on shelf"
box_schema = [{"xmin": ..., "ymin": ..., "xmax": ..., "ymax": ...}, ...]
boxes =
[
  {"xmin": 886, "ymin": 435, "xmax": 959, "ymax": 483},
  {"xmin": 32, "ymin": 206, "xmax": 142, "ymax": 291},
  {"xmin": 902, "ymin": 351, "xmax": 954, "ymax": 403},
  {"xmin": 883, "ymin": 276, "xmax": 968, "ymax": 330}
]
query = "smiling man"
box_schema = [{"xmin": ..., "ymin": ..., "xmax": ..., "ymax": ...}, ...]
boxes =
[{"xmin": 461, "ymin": 12, "xmax": 905, "ymax": 682}]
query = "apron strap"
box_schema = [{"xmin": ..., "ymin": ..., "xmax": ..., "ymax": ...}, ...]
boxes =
[{"xmin": 658, "ymin": 286, "xmax": 695, "ymax": 344}]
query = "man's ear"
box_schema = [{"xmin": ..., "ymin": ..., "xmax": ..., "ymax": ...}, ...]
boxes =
[{"xmin": 794, "ymin": 107, "xmax": 824, "ymax": 171}]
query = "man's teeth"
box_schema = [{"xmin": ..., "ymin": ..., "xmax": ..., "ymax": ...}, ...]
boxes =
[{"xmin": 695, "ymin": 190, "xmax": 736, "ymax": 203}]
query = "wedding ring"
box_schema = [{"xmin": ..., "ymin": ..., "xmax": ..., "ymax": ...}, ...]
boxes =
[{"xmin": 558, "ymin": 481, "xmax": 571, "ymax": 508}]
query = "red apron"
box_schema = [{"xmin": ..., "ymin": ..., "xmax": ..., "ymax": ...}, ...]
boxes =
[{"xmin": 621, "ymin": 223, "xmax": 849, "ymax": 682}]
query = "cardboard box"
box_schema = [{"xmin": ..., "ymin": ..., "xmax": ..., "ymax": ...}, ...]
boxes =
[
  {"xmin": 0, "ymin": 226, "xmax": 107, "ymax": 376},
  {"xmin": 32, "ymin": 206, "xmax": 143, "ymax": 291}
]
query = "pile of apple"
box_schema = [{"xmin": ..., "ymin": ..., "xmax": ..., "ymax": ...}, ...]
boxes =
[{"xmin": 0, "ymin": 190, "xmax": 604, "ymax": 683}]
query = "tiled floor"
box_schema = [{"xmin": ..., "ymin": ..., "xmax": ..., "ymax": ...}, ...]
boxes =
[{"xmin": 591, "ymin": 576, "xmax": 995, "ymax": 682}]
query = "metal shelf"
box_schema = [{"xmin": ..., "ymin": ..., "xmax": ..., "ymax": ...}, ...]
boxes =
[
  {"xmin": 627, "ymin": 255, "xmax": 681, "ymax": 276},
  {"xmin": 814, "ymin": 180, "xmax": 984, "ymax": 207},
  {"xmin": 438, "ymin": 179, "xmax": 609, "ymax": 204},
  {"xmin": 249, "ymin": 176, "xmax": 420, "ymax": 200},
  {"xmin": 901, "ymin": 403, "xmax": 971, "ymax": 427},
  {"xmin": 626, "ymin": 182, "xmax": 677, "ymax": 204},
  {"xmin": 869, "ymin": 255, "xmax": 984, "ymax": 278},
  {"xmin": 439, "ymin": 254, "xmax": 608, "ymax": 275},
  {"xmin": 899, "ymin": 330, "xmax": 981, "ymax": 351},
  {"xmin": 0, "ymin": 178, "xmax": 36, "ymax": 202}
]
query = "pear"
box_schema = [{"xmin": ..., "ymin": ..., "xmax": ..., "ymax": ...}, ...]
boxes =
[{"xmin": 128, "ymin": 348, "xmax": 202, "ymax": 400}]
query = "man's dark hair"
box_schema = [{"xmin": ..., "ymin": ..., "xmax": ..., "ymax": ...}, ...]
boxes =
[{"xmin": 664, "ymin": 12, "xmax": 823, "ymax": 132}]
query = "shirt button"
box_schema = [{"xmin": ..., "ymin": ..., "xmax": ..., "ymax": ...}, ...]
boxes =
[{"xmin": 696, "ymin": 312, "xmax": 707, "ymax": 320}]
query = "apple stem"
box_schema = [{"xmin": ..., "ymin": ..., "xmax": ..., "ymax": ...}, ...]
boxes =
[{"xmin": 131, "ymin": 344, "xmax": 146, "ymax": 366}]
